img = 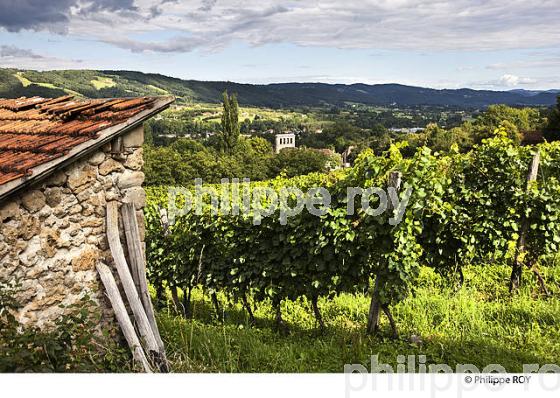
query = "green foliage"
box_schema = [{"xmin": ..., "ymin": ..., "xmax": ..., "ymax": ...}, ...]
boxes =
[
  {"xmin": 220, "ymin": 91, "xmax": 240, "ymax": 153},
  {"xmin": 543, "ymin": 96, "xmax": 560, "ymax": 141},
  {"xmin": 143, "ymin": 137, "xmax": 335, "ymax": 186},
  {"xmin": 401, "ymin": 105, "xmax": 546, "ymax": 156},
  {"xmin": 0, "ymin": 280, "xmax": 131, "ymax": 372},
  {"xmin": 270, "ymin": 148, "xmax": 340, "ymax": 178},
  {"xmin": 146, "ymin": 137, "xmax": 560, "ymax": 334}
]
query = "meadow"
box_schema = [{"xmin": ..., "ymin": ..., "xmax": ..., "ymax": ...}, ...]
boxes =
[{"xmin": 157, "ymin": 264, "xmax": 560, "ymax": 373}]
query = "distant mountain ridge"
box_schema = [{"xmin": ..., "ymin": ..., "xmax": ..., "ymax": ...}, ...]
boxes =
[{"xmin": 0, "ymin": 68, "xmax": 558, "ymax": 108}]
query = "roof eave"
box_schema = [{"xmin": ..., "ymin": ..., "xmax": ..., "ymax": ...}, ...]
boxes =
[{"xmin": 0, "ymin": 96, "xmax": 174, "ymax": 204}]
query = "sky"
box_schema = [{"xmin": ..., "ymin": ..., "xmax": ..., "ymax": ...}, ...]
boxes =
[{"xmin": 1, "ymin": 0, "xmax": 560, "ymax": 90}]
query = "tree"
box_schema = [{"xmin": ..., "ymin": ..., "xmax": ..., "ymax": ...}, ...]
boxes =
[
  {"xmin": 543, "ymin": 96, "xmax": 560, "ymax": 141},
  {"xmin": 220, "ymin": 90, "xmax": 240, "ymax": 153},
  {"xmin": 270, "ymin": 148, "xmax": 338, "ymax": 178},
  {"xmin": 472, "ymin": 104, "xmax": 541, "ymax": 144}
]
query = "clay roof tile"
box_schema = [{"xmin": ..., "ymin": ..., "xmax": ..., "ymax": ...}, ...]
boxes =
[{"xmin": 0, "ymin": 95, "xmax": 164, "ymax": 187}]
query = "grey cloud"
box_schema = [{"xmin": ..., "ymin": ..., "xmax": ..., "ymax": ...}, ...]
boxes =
[
  {"xmin": 109, "ymin": 4, "xmax": 291, "ymax": 53},
  {"xmin": 198, "ymin": 0, "xmax": 216, "ymax": 12},
  {"xmin": 3, "ymin": 0, "xmax": 560, "ymax": 55},
  {"xmin": 0, "ymin": 45, "xmax": 84, "ymax": 69},
  {"xmin": 103, "ymin": 35, "xmax": 210, "ymax": 53},
  {"xmin": 0, "ymin": 0, "xmax": 76, "ymax": 32},
  {"xmin": 100, "ymin": 0, "xmax": 560, "ymax": 53},
  {"xmin": 148, "ymin": 0, "xmax": 180, "ymax": 19},
  {"xmin": 78, "ymin": 0, "xmax": 137, "ymax": 13},
  {"xmin": 0, "ymin": 0, "xmax": 138, "ymax": 32},
  {"xmin": 149, "ymin": 5, "xmax": 163, "ymax": 18},
  {"xmin": 0, "ymin": 45, "xmax": 45, "ymax": 59}
]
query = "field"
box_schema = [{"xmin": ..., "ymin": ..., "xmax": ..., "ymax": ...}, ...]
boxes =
[
  {"xmin": 158, "ymin": 264, "xmax": 560, "ymax": 373},
  {"xmin": 173, "ymin": 103, "xmax": 313, "ymax": 124}
]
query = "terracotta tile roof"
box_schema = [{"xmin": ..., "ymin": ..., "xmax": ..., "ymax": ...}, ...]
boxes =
[{"xmin": 0, "ymin": 95, "xmax": 160, "ymax": 186}]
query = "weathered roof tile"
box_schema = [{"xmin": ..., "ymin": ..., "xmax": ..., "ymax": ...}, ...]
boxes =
[{"xmin": 0, "ymin": 95, "xmax": 158, "ymax": 186}]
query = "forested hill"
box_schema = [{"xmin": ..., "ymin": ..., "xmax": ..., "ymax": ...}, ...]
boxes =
[{"xmin": 0, "ymin": 68, "xmax": 558, "ymax": 108}]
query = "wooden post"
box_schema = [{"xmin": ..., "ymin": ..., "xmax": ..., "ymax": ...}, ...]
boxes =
[
  {"xmin": 106, "ymin": 201, "xmax": 161, "ymax": 366},
  {"xmin": 242, "ymin": 294, "xmax": 255, "ymax": 326},
  {"xmin": 95, "ymin": 262, "xmax": 152, "ymax": 373},
  {"xmin": 122, "ymin": 204, "xmax": 142, "ymax": 293},
  {"xmin": 366, "ymin": 171, "xmax": 401, "ymax": 336},
  {"xmin": 510, "ymin": 151, "xmax": 540, "ymax": 292},
  {"xmin": 366, "ymin": 274, "xmax": 382, "ymax": 335},
  {"xmin": 121, "ymin": 203, "xmax": 169, "ymax": 370},
  {"xmin": 159, "ymin": 207, "xmax": 170, "ymax": 236},
  {"xmin": 311, "ymin": 294, "xmax": 325, "ymax": 333}
]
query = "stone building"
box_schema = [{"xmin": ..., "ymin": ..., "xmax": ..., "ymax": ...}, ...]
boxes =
[
  {"xmin": 0, "ymin": 95, "xmax": 173, "ymax": 328},
  {"xmin": 274, "ymin": 132, "xmax": 296, "ymax": 153}
]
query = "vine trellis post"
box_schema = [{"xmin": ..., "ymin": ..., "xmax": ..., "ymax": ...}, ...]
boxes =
[
  {"xmin": 366, "ymin": 171, "xmax": 401, "ymax": 337},
  {"xmin": 509, "ymin": 151, "xmax": 546, "ymax": 294}
]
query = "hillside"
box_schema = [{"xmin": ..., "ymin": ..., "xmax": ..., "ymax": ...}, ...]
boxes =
[{"xmin": 0, "ymin": 68, "xmax": 558, "ymax": 108}]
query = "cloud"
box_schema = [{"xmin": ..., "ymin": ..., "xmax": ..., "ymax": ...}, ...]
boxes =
[
  {"xmin": 0, "ymin": 0, "xmax": 75, "ymax": 32},
  {"xmin": 103, "ymin": 35, "xmax": 210, "ymax": 53},
  {"xmin": 0, "ymin": 0, "xmax": 139, "ymax": 32},
  {"xmin": 198, "ymin": 0, "xmax": 216, "ymax": 12},
  {"xmin": 498, "ymin": 74, "xmax": 536, "ymax": 87},
  {"xmin": 2, "ymin": 0, "xmax": 560, "ymax": 55},
  {"xmin": 487, "ymin": 58, "xmax": 560, "ymax": 70},
  {"xmin": 0, "ymin": 44, "xmax": 83, "ymax": 69},
  {"xmin": 0, "ymin": 45, "xmax": 44, "ymax": 59},
  {"xmin": 98, "ymin": 0, "xmax": 560, "ymax": 53},
  {"xmin": 470, "ymin": 74, "xmax": 538, "ymax": 89},
  {"xmin": 78, "ymin": 0, "xmax": 137, "ymax": 14}
]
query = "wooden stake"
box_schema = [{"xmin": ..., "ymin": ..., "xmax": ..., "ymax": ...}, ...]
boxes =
[
  {"xmin": 366, "ymin": 276, "xmax": 382, "ymax": 335},
  {"xmin": 381, "ymin": 305, "xmax": 398, "ymax": 339},
  {"xmin": 510, "ymin": 151, "xmax": 540, "ymax": 292},
  {"xmin": 366, "ymin": 171, "xmax": 401, "ymax": 335},
  {"xmin": 121, "ymin": 202, "xmax": 169, "ymax": 371},
  {"xmin": 171, "ymin": 286, "xmax": 182, "ymax": 315},
  {"xmin": 106, "ymin": 201, "xmax": 161, "ymax": 366},
  {"xmin": 211, "ymin": 292, "xmax": 221, "ymax": 319},
  {"xmin": 183, "ymin": 286, "xmax": 192, "ymax": 319},
  {"xmin": 242, "ymin": 294, "xmax": 255, "ymax": 326},
  {"xmin": 311, "ymin": 295, "xmax": 325, "ymax": 333},
  {"xmin": 95, "ymin": 262, "xmax": 152, "ymax": 373}
]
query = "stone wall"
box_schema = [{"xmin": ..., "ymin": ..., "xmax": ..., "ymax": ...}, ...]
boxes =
[{"xmin": 0, "ymin": 126, "xmax": 145, "ymax": 328}]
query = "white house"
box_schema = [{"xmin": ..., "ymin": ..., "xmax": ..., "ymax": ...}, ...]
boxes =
[{"xmin": 274, "ymin": 132, "xmax": 296, "ymax": 153}]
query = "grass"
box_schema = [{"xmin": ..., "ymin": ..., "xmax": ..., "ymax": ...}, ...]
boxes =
[
  {"xmin": 13, "ymin": 72, "xmax": 80, "ymax": 96},
  {"xmin": 13, "ymin": 72, "xmax": 32, "ymax": 87},
  {"xmin": 173, "ymin": 103, "xmax": 313, "ymax": 124},
  {"xmin": 156, "ymin": 265, "xmax": 560, "ymax": 373},
  {"xmin": 146, "ymin": 84, "xmax": 170, "ymax": 94},
  {"xmin": 91, "ymin": 76, "xmax": 116, "ymax": 90}
]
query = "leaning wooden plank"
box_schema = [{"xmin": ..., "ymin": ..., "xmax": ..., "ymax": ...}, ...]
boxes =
[
  {"xmin": 106, "ymin": 201, "xmax": 161, "ymax": 366},
  {"xmin": 95, "ymin": 262, "xmax": 152, "ymax": 373},
  {"xmin": 121, "ymin": 202, "xmax": 169, "ymax": 370},
  {"xmin": 121, "ymin": 204, "xmax": 142, "ymax": 294}
]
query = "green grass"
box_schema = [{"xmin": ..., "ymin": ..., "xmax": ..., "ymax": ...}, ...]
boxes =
[
  {"xmin": 91, "ymin": 76, "xmax": 116, "ymax": 90},
  {"xmin": 13, "ymin": 72, "xmax": 81, "ymax": 96},
  {"xmin": 157, "ymin": 265, "xmax": 560, "ymax": 373},
  {"xmin": 146, "ymin": 84, "xmax": 170, "ymax": 94},
  {"xmin": 13, "ymin": 72, "xmax": 32, "ymax": 87},
  {"xmin": 174, "ymin": 102, "xmax": 313, "ymax": 124}
]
